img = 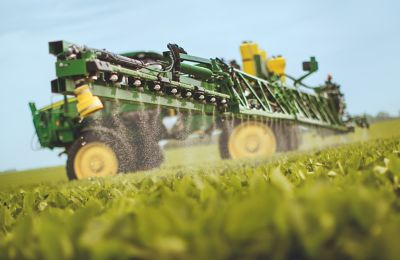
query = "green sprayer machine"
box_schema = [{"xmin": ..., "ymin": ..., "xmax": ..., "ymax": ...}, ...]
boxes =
[{"xmin": 29, "ymin": 41, "xmax": 368, "ymax": 180}]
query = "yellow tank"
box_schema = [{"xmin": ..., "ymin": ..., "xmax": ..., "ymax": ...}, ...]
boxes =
[
  {"xmin": 258, "ymin": 49, "xmax": 267, "ymax": 63},
  {"xmin": 267, "ymin": 56, "xmax": 286, "ymax": 81},
  {"xmin": 240, "ymin": 41, "xmax": 286, "ymax": 81},
  {"xmin": 267, "ymin": 57, "xmax": 286, "ymax": 75},
  {"xmin": 74, "ymin": 85, "xmax": 104, "ymax": 118},
  {"xmin": 240, "ymin": 42, "xmax": 259, "ymax": 75}
]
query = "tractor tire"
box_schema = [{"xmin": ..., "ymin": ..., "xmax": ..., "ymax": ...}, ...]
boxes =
[
  {"xmin": 66, "ymin": 130, "xmax": 137, "ymax": 180},
  {"xmin": 219, "ymin": 120, "xmax": 277, "ymax": 160},
  {"xmin": 219, "ymin": 127, "xmax": 231, "ymax": 159},
  {"xmin": 121, "ymin": 110, "xmax": 165, "ymax": 171},
  {"xmin": 272, "ymin": 122, "xmax": 302, "ymax": 152}
]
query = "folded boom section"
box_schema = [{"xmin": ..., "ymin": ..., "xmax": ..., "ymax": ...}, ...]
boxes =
[{"xmin": 49, "ymin": 40, "xmax": 355, "ymax": 132}]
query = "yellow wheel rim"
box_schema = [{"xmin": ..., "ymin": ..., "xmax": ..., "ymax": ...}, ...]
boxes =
[
  {"xmin": 228, "ymin": 122, "xmax": 276, "ymax": 159},
  {"xmin": 74, "ymin": 142, "xmax": 118, "ymax": 179}
]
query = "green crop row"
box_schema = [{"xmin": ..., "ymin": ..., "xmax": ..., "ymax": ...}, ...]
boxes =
[{"xmin": 1, "ymin": 137, "xmax": 400, "ymax": 259}]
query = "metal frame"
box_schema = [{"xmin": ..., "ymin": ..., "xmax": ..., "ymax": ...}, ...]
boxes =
[{"xmin": 31, "ymin": 40, "xmax": 360, "ymax": 149}]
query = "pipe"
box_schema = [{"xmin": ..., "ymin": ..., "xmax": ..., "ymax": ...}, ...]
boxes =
[{"xmin": 180, "ymin": 63, "xmax": 213, "ymax": 79}]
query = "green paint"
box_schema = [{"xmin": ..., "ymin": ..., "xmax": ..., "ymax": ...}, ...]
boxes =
[{"xmin": 31, "ymin": 40, "xmax": 367, "ymax": 151}]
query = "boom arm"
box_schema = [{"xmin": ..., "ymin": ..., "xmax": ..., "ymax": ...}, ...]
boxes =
[{"xmin": 49, "ymin": 40, "xmax": 361, "ymax": 132}]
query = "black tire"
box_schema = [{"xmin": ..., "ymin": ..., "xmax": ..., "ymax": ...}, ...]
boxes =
[
  {"xmin": 82, "ymin": 114, "xmax": 143, "ymax": 173},
  {"xmin": 121, "ymin": 110, "xmax": 165, "ymax": 171},
  {"xmin": 272, "ymin": 122, "xmax": 302, "ymax": 152},
  {"xmin": 218, "ymin": 119, "xmax": 277, "ymax": 159},
  {"xmin": 66, "ymin": 130, "xmax": 137, "ymax": 180},
  {"xmin": 218, "ymin": 119, "xmax": 302, "ymax": 159},
  {"xmin": 218, "ymin": 118, "xmax": 236, "ymax": 159},
  {"xmin": 218, "ymin": 121, "xmax": 232, "ymax": 159}
]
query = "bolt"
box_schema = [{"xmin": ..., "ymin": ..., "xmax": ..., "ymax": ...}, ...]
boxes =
[
  {"xmin": 133, "ymin": 79, "xmax": 141, "ymax": 87},
  {"xmin": 210, "ymin": 97, "xmax": 216, "ymax": 103},
  {"xmin": 170, "ymin": 88, "xmax": 178, "ymax": 94},
  {"xmin": 153, "ymin": 84, "xmax": 161, "ymax": 91},
  {"xmin": 109, "ymin": 74, "xmax": 118, "ymax": 82},
  {"xmin": 186, "ymin": 92, "xmax": 192, "ymax": 97},
  {"xmin": 198, "ymin": 94, "xmax": 205, "ymax": 100}
]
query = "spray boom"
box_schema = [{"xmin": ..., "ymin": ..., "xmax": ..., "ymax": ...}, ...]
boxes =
[{"xmin": 48, "ymin": 40, "xmax": 365, "ymax": 131}]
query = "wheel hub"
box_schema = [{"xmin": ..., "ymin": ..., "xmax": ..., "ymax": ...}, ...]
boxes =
[
  {"xmin": 245, "ymin": 135, "xmax": 261, "ymax": 152},
  {"xmin": 89, "ymin": 156, "xmax": 105, "ymax": 173},
  {"xmin": 74, "ymin": 142, "xmax": 118, "ymax": 179},
  {"xmin": 227, "ymin": 122, "xmax": 276, "ymax": 159}
]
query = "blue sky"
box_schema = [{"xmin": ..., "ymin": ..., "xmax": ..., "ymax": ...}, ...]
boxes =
[{"xmin": 0, "ymin": 0, "xmax": 399, "ymax": 171}]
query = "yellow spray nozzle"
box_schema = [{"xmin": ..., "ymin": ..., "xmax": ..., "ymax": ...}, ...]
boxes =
[{"xmin": 74, "ymin": 85, "xmax": 103, "ymax": 118}]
